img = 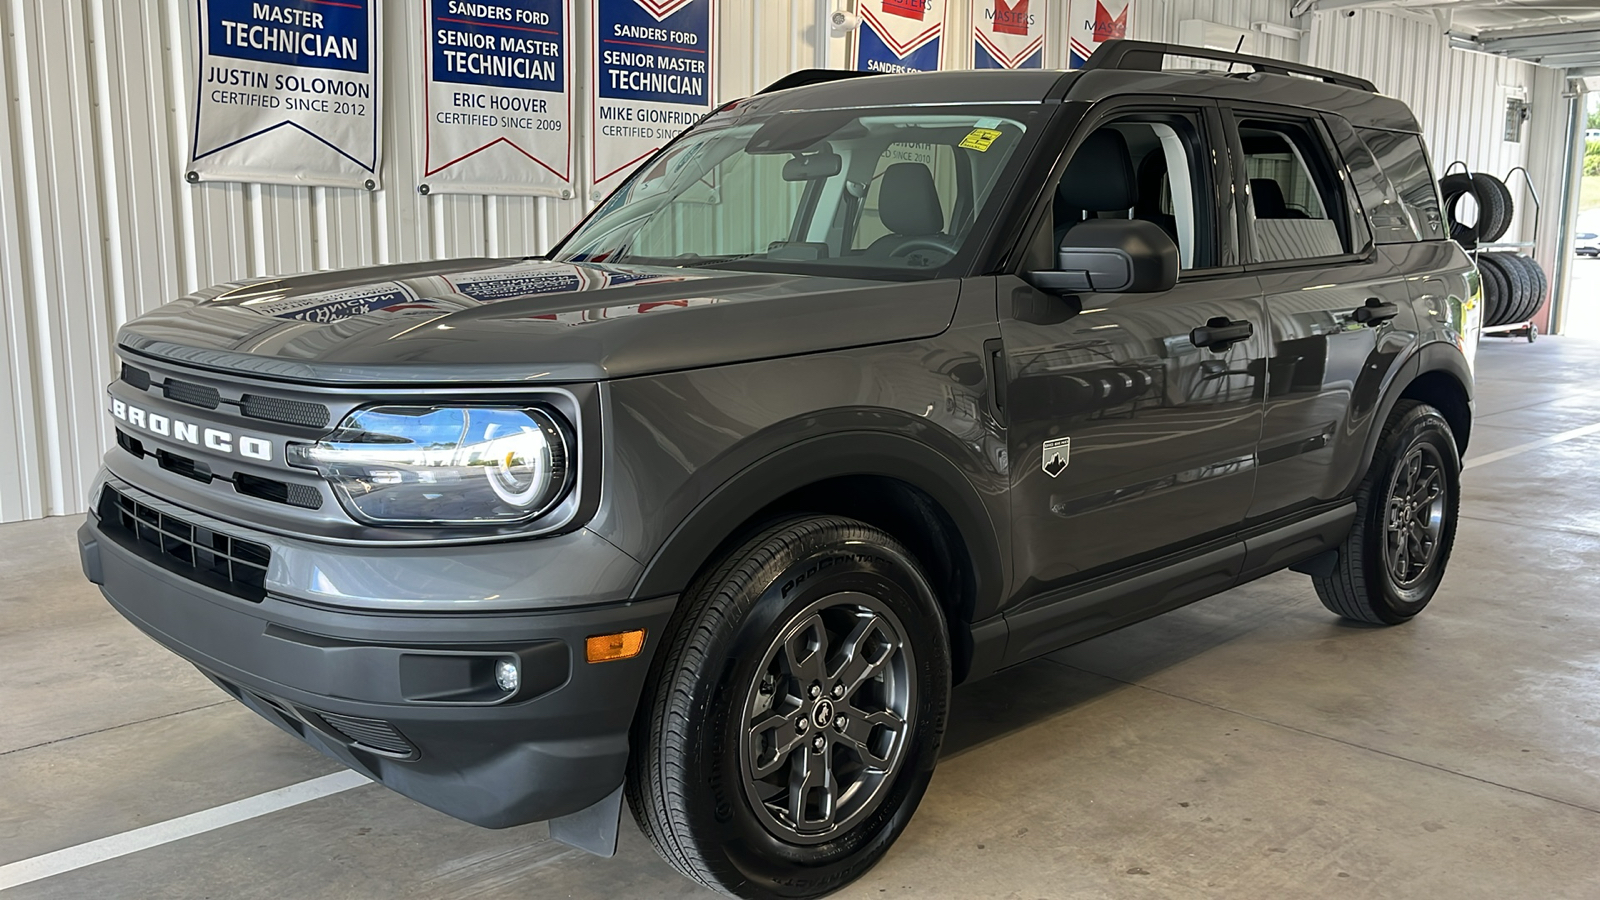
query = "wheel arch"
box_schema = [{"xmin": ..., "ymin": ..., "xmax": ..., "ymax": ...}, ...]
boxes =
[
  {"xmin": 1360, "ymin": 341, "xmax": 1473, "ymax": 480},
  {"xmin": 630, "ymin": 430, "xmax": 1007, "ymax": 684}
]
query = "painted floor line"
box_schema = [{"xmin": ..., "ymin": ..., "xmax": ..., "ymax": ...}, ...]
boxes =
[
  {"xmin": 0, "ymin": 771, "xmax": 370, "ymax": 891},
  {"xmin": 1464, "ymin": 421, "xmax": 1600, "ymax": 471}
]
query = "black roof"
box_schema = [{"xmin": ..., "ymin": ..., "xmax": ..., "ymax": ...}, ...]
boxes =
[{"xmin": 749, "ymin": 40, "xmax": 1420, "ymax": 134}]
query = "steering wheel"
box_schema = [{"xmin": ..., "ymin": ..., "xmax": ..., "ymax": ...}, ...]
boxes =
[{"xmin": 889, "ymin": 236, "xmax": 960, "ymax": 259}]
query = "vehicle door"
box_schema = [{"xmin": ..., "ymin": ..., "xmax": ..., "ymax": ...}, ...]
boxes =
[
  {"xmin": 998, "ymin": 101, "xmax": 1268, "ymax": 605},
  {"xmin": 1220, "ymin": 105, "xmax": 1418, "ymax": 523}
]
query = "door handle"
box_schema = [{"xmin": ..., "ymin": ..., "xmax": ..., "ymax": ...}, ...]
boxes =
[
  {"xmin": 1190, "ymin": 317, "xmax": 1254, "ymax": 352},
  {"xmin": 1353, "ymin": 298, "xmax": 1400, "ymax": 325}
]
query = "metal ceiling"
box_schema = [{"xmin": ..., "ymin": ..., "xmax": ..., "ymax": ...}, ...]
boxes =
[{"xmin": 1291, "ymin": 1, "xmax": 1600, "ymax": 76}]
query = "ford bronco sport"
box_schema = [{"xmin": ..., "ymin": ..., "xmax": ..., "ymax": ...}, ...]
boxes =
[{"xmin": 81, "ymin": 40, "xmax": 1476, "ymax": 899}]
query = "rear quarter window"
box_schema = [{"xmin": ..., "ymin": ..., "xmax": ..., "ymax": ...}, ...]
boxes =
[{"xmin": 1358, "ymin": 128, "xmax": 1446, "ymax": 242}]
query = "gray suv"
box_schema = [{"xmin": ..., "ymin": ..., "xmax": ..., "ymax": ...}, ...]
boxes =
[{"xmin": 80, "ymin": 41, "xmax": 1476, "ymax": 900}]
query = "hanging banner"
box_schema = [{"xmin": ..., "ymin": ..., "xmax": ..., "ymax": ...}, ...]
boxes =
[
  {"xmin": 190, "ymin": 0, "xmax": 381, "ymax": 189},
  {"xmin": 1068, "ymin": 0, "xmax": 1129, "ymax": 69},
  {"xmin": 421, "ymin": 0, "xmax": 574, "ymax": 197},
  {"xmin": 853, "ymin": 0, "xmax": 948, "ymax": 74},
  {"xmin": 590, "ymin": 0, "xmax": 717, "ymax": 199},
  {"xmin": 971, "ymin": 0, "xmax": 1044, "ymax": 69}
]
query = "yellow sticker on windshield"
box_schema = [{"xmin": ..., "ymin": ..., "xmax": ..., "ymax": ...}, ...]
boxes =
[{"xmin": 959, "ymin": 128, "xmax": 1003, "ymax": 152}]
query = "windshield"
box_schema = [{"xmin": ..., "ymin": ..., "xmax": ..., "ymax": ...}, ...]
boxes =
[{"xmin": 554, "ymin": 106, "xmax": 1037, "ymax": 278}]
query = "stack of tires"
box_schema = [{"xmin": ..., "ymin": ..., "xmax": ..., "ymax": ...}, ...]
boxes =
[
  {"xmin": 1477, "ymin": 252, "xmax": 1547, "ymax": 329},
  {"xmin": 1439, "ymin": 171, "xmax": 1514, "ymax": 249}
]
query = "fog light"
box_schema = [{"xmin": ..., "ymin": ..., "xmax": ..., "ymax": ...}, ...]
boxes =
[
  {"xmin": 494, "ymin": 659, "xmax": 520, "ymax": 693},
  {"xmin": 586, "ymin": 629, "xmax": 646, "ymax": 663}
]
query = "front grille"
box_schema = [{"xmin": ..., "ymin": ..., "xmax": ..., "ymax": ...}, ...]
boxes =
[
  {"xmin": 98, "ymin": 486, "xmax": 270, "ymax": 602},
  {"xmin": 156, "ymin": 449, "xmax": 214, "ymax": 484},
  {"xmin": 116, "ymin": 429, "xmax": 321, "ymax": 511},
  {"xmin": 242, "ymin": 394, "xmax": 330, "ymax": 429},
  {"xmin": 121, "ymin": 364, "xmax": 152, "ymax": 391},
  {"xmin": 314, "ymin": 711, "xmax": 417, "ymax": 758},
  {"xmin": 234, "ymin": 472, "xmax": 323, "ymax": 510},
  {"xmin": 116, "ymin": 429, "xmax": 146, "ymax": 457},
  {"xmin": 163, "ymin": 379, "xmax": 221, "ymax": 410}
]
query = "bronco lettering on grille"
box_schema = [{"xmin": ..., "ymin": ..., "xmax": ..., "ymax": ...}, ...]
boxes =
[{"xmin": 111, "ymin": 396, "xmax": 273, "ymax": 462}]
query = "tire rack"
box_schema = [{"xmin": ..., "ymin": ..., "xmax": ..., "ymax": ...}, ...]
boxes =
[{"xmin": 1446, "ymin": 161, "xmax": 1544, "ymax": 343}]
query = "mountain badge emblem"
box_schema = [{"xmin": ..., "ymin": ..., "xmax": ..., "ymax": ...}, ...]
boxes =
[{"xmin": 1043, "ymin": 437, "xmax": 1071, "ymax": 478}]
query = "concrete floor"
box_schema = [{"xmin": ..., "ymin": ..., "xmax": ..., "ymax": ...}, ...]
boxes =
[{"xmin": 4, "ymin": 337, "xmax": 1600, "ymax": 899}]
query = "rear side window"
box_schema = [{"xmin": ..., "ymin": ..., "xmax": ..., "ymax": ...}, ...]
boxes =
[
  {"xmin": 1357, "ymin": 128, "xmax": 1445, "ymax": 242},
  {"xmin": 1238, "ymin": 119, "xmax": 1352, "ymax": 263}
]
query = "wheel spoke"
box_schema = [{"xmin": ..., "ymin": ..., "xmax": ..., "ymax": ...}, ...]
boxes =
[
  {"xmin": 782, "ymin": 614, "xmax": 829, "ymax": 685},
  {"xmin": 1387, "ymin": 498, "xmax": 1407, "ymax": 529},
  {"xmin": 787, "ymin": 743, "xmax": 836, "ymax": 832},
  {"xmin": 1410, "ymin": 470, "xmax": 1441, "ymax": 506},
  {"xmin": 837, "ymin": 708, "xmax": 905, "ymax": 769},
  {"xmin": 1387, "ymin": 519, "xmax": 1406, "ymax": 562},
  {"xmin": 1402, "ymin": 452, "xmax": 1423, "ymax": 492},
  {"xmin": 1410, "ymin": 522, "xmax": 1434, "ymax": 562},
  {"xmin": 829, "ymin": 613, "xmax": 897, "ymax": 697},
  {"xmin": 748, "ymin": 711, "xmax": 807, "ymax": 780}
]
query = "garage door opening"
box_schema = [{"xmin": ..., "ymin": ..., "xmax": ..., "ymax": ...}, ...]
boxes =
[{"xmin": 1567, "ymin": 94, "xmax": 1600, "ymax": 337}]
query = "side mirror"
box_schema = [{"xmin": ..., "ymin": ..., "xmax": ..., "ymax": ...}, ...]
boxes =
[{"xmin": 1027, "ymin": 219, "xmax": 1179, "ymax": 294}]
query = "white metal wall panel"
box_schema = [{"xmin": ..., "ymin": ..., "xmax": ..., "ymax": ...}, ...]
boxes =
[
  {"xmin": 1128, "ymin": 0, "xmax": 1302, "ymax": 64},
  {"xmin": 0, "ymin": 0, "xmax": 1573, "ymax": 523}
]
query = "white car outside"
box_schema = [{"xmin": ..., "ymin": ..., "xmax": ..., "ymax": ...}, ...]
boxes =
[{"xmin": 1578, "ymin": 212, "xmax": 1600, "ymax": 258}]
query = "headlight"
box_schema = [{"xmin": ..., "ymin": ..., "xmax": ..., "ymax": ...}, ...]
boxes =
[{"xmin": 288, "ymin": 406, "xmax": 573, "ymax": 526}]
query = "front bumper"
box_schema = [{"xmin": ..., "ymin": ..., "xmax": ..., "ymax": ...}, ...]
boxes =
[{"xmin": 79, "ymin": 490, "xmax": 675, "ymax": 829}]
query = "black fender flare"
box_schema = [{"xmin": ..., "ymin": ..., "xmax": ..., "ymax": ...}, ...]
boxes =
[
  {"xmin": 1355, "ymin": 340, "xmax": 1474, "ymax": 484},
  {"xmin": 630, "ymin": 429, "xmax": 1007, "ymax": 626}
]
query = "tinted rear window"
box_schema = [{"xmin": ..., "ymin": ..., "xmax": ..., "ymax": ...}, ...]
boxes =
[{"xmin": 1358, "ymin": 128, "xmax": 1445, "ymax": 242}]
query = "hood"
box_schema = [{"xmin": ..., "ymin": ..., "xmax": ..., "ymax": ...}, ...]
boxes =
[{"xmin": 117, "ymin": 258, "xmax": 960, "ymax": 384}]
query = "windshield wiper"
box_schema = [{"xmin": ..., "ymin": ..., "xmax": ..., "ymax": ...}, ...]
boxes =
[{"xmin": 676, "ymin": 253, "xmax": 764, "ymax": 269}]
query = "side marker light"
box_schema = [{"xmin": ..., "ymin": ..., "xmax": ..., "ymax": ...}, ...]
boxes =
[{"xmin": 586, "ymin": 630, "xmax": 646, "ymax": 663}]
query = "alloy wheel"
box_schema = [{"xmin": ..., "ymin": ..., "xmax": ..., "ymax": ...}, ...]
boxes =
[
  {"xmin": 739, "ymin": 592, "xmax": 915, "ymax": 845},
  {"xmin": 1383, "ymin": 443, "xmax": 1448, "ymax": 588}
]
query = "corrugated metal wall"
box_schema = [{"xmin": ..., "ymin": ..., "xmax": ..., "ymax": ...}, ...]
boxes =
[{"xmin": 0, "ymin": 0, "xmax": 1573, "ymax": 523}]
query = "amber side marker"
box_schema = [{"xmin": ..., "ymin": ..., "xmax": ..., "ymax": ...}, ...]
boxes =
[{"xmin": 586, "ymin": 629, "xmax": 646, "ymax": 663}]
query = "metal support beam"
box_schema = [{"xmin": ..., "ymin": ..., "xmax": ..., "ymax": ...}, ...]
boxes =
[
  {"xmin": 1475, "ymin": 20, "xmax": 1600, "ymax": 42},
  {"xmin": 1548, "ymin": 86, "xmax": 1585, "ymax": 336},
  {"xmin": 1481, "ymin": 31, "xmax": 1600, "ymax": 56},
  {"xmin": 1522, "ymin": 52, "xmax": 1600, "ymax": 68}
]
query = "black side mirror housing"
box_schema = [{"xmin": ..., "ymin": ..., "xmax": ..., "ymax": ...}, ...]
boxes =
[{"xmin": 1027, "ymin": 219, "xmax": 1180, "ymax": 294}]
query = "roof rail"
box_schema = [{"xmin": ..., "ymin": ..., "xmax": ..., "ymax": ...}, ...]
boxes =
[
  {"xmin": 759, "ymin": 69, "xmax": 884, "ymax": 95},
  {"xmin": 1079, "ymin": 39, "xmax": 1378, "ymax": 93}
]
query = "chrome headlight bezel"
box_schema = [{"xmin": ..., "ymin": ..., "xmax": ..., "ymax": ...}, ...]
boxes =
[{"xmin": 288, "ymin": 404, "xmax": 577, "ymax": 528}]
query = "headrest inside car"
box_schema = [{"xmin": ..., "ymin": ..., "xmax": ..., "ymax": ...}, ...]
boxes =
[
  {"xmin": 880, "ymin": 164, "xmax": 945, "ymax": 236},
  {"xmin": 1058, "ymin": 129, "xmax": 1137, "ymax": 212}
]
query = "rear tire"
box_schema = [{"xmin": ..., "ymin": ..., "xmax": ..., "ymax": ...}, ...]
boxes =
[
  {"xmin": 1313, "ymin": 401, "xmax": 1460, "ymax": 625},
  {"xmin": 628, "ymin": 516, "xmax": 950, "ymax": 900}
]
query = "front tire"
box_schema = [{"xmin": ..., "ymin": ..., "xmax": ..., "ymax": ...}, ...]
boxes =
[
  {"xmin": 628, "ymin": 516, "xmax": 950, "ymax": 899},
  {"xmin": 1313, "ymin": 401, "xmax": 1460, "ymax": 624}
]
